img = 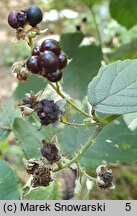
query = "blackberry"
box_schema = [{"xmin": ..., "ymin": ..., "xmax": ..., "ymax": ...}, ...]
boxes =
[
  {"xmin": 27, "ymin": 5, "xmax": 43, "ymax": 27},
  {"xmin": 8, "ymin": 10, "xmax": 19, "ymax": 29},
  {"xmin": 8, "ymin": 10, "xmax": 27, "ymax": 29},
  {"xmin": 58, "ymin": 52, "xmax": 67, "ymax": 69},
  {"xmin": 39, "ymin": 51, "xmax": 59, "ymax": 73},
  {"xmin": 41, "ymin": 140, "xmax": 61, "ymax": 163},
  {"xmin": 46, "ymin": 70, "xmax": 62, "ymax": 82},
  {"xmin": 32, "ymin": 46, "xmax": 41, "ymax": 56},
  {"xmin": 40, "ymin": 39, "xmax": 61, "ymax": 55},
  {"xmin": 26, "ymin": 56, "xmax": 41, "ymax": 74},
  {"xmin": 35, "ymin": 99, "xmax": 63, "ymax": 126}
]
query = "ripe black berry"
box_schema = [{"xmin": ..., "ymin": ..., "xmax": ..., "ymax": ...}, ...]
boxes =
[
  {"xmin": 40, "ymin": 39, "xmax": 61, "ymax": 55},
  {"xmin": 32, "ymin": 46, "xmax": 41, "ymax": 56},
  {"xmin": 46, "ymin": 70, "xmax": 62, "ymax": 82},
  {"xmin": 8, "ymin": 10, "xmax": 19, "ymax": 29},
  {"xmin": 41, "ymin": 140, "xmax": 61, "ymax": 163},
  {"xmin": 26, "ymin": 56, "xmax": 40, "ymax": 74},
  {"xmin": 40, "ymin": 51, "xmax": 59, "ymax": 73},
  {"xmin": 58, "ymin": 52, "xmax": 67, "ymax": 69},
  {"xmin": 35, "ymin": 99, "xmax": 62, "ymax": 126},
  {"xmin": 27, "ymin": 5, "xmax": 43, "ymax": 27}
]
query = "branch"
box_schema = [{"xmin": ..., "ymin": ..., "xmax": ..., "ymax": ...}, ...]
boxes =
[{"xmin": 54, "ymin": 124, "xmax": 103, "ymax": 171}]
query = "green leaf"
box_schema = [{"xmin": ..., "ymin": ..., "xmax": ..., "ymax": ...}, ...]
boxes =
[
  {"xmin": 59, "ymin": 124, "xmax": 95, "ymax": 157},
  {"xmin": 59, "ymin": 116, "xmax": 137, "ymax": 167},
  {"xmin": 88, "ymin": 59, "xmax": 137, "ymax": 114},
  {"xmin": 0, "ymin": 159, "xmax": 19, "ymax": 200},
  {"xmin": 109, "ymin": 0, "xmax": 137, "ymax": 29},
  {"xmin": 0, "ymin": 99, "xmax": 14, "ymax": 141},
  {"xmin": 13, "ymin": 118, "xmax": 44, "ymax": 159},
  {"xmin": 64, "ymin": 45, "xmax": 102, "ymax": 99},
  {"xmin": 24, "ymin": 181, "xmax": 61, "ymax": 200},
  {"xmin": 60, "ymin": 32, "xmax": 102, "ymax": 99},
  {"xmin": 109, "ymin": 39, "xmax": 137, "ymax": 61},
  {"xmin": 13, "ymin": 118, "xmax": 56, "ymax": 159},
  {"xmin": 83, "ymin": 116, "xmax": 137, "ymax": 166},
  {"xmin": 14, "ymin": 75, "xmax": 46, "ymax": 99},
  {"xmin": 60, "ymin": 32, "xmax": 84, "ymax": 58}
]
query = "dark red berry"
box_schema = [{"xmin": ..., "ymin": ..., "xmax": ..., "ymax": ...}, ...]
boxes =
[
  {"xmin": 39, "ymin": 51, "xmax": 59, "ymax": 73},
  {"xmin": 32, "ymin": 46, "xmax": 41, "ymax": 56},
  {"xmin": 58, "ymin": 52, "xmax": 67, "ymax": 69},
  {"xmin": 35, "ymin": 99, "xmax": 61, "ymax": 126},
  {"xmin": 26, "ymin": 56, "xmax": 40, "ymax": 74},
  {"xmin": 8, "ymin": 10, "xmax": 19, "ymax": 29},
  {"xmin": 27, "ymin": 5, "xmax": 43, "ymax": 27},
  {"xmin": 46, "ymin": 70, "xmax": 62, "ymax": 82},
  {"xmin": 41, "ymin": 140, "xmax": 60, "ymax": 163},
  {"xmin": 40, "ymin": 39, "xmax": 61, "ymax": 55}
]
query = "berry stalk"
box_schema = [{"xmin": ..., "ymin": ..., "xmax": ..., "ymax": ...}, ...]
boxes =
[{"xmin": 49, "ymin": 81, "xmax": 91, "ymax": 118}]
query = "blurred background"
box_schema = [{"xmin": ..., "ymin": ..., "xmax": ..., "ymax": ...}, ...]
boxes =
[{"xmin": 1, "ymin": 0, "xmax": 137, "ymax": 200}]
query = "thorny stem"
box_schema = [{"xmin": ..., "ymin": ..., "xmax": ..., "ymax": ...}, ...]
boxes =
[
  {"xmin": 54, "ymin": 124, "xmax": 103, "ymax": 171},
  {"xmin": 49, "ymin": 82, "xmax": 91, "ymax": 118}
]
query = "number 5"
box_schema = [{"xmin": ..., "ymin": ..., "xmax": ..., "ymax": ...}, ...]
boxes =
[{"xmin": 125, "ymin": 203, "xmax": 131, "ymax": 211}]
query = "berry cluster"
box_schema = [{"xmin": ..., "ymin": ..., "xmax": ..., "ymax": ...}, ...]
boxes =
[
  {"xmin": 26, "ymin": 39, "xmax": 67, "ymax": 82},
  {"xmin": 8, "ymin": 5, "xmax": 43, "ymax": 29},
  {"xmin": 35, "ymin": 99, "xmax": 64, "ymax": 126}
]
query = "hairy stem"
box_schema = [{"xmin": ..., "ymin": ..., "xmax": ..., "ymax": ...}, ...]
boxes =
[
  {"xmin": 54, "ymin": 124, "xmax": 103, "ymax": 171},
  {"xmin": 49, "ymin": 82, "xmax": 91, "ymax": 118}
]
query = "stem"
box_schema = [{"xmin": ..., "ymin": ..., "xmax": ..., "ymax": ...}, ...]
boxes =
[
  {"xmin": 28, "ymin": 37, "xmax": 34, "ymax": 49},
  {"xmin": 91, "ymin": 6, "xmax": 102, "ymax": 48},
  {"xmin": 49, "ymin": 82, "xmax": 91, "ymax": 118},
  {"xmin": 54, "ymin": 124, "xmax": 103, "ymax": 171},
  {"xmin": 61, "ymin": 119, "xmax": 96, "ymax": 127}
]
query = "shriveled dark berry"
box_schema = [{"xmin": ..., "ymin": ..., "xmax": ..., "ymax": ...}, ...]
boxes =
[
  {"xmin": 27, "ymin": 5, "xmax": 43, "ymax": 27},
  {"xmin": 8, "ymin": 10, "xmax": 19, "ymax": 29},
  {"xmin": 26, "ymin": 56, "xmax": 41, "ymax": 74},
  {"xmin": 41, "ymin": 140, "xmax": 60, "ymax": 163},
  {"xmin": 46, "ymin": 70, "xmax": 62, "ymax": 82},
  {"xmin": 40, "ymin": 39, "xmax": 61, "ymax": 55},
  {"xmin": 58, "ymin": 52, "xmax": 67, "ymax": 69},
  {"xmin": 39, "ymin": 51, "xmax": 59, "ymax": 73},
  {"xmin": 32, "ymin": 46, "xmax": 41, "ymax": 56},
  {"xmin": 101, "ymin": 172, "xmax": 113, "ymax": 184},
  {"xmin": 35, "ymin": 99, "xmax": 61, "ymax": 126},
  {"xmin": 17, "ymin": 10, "xmax": 27, "ymax": 27},
  {"xmin": 32, "ymin": 166, "xmax": 52, "ymax": 187}
]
